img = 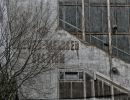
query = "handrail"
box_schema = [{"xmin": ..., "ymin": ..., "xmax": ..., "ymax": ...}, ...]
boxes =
[
  {"xmin": 90, "ymin": 35, "xmax": 104, "ymax": 43},
  {"xmin": 59, "ymin": 19, "xmax": 130, "ymax": 57},
  {"xmin": 91, "ymin": 35, "xmax": 130, "ymax": 56},
  {"xmin": 59, "ymin": 67, "xmax": 130, "ymax": 93},
  {"xmin": 59, "ymin": 19, "xmax": 82, "ymax": 32},
  {"xmin": 95, "ymin": 71, "xmax": 130, "ymax": 93}
]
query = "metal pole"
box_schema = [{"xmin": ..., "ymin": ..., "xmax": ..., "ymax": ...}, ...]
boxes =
[
  {"xmin": 82, "ymin": 0, "xmax": 85, "ymax": 41},
  {"xmin": 107, "ymin": 0, "xmax": 114, "ymax": 94},
  {"xmin": 107, "ymin": 0, "xmax": 113, "ymax": 79}
]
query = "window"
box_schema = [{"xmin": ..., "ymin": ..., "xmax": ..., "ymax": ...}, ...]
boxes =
[
  {"xmin": 59, "ymin": 71, "xmax": 83, "ymax": 80},
  {"xmin": 65, "ymin": 72, "xmax": 79, "ymax": 80},
  {"xmin": 59, "ymin": 1, "xmax": 82, "ymax": 32},
  {"xmin": 59, "ymin": 71, "xmax": 84, "ymax": 99},
  {"xmin": 59, "ymin": 71, "xmax": 92, "ymax": 99},
  {"xmin": 59, "ymin": 0, "xmax": 130, "ymax": 33},
  {"xmin": 90, "ymin": 7, "xmax": 102, "ymax": 33}
]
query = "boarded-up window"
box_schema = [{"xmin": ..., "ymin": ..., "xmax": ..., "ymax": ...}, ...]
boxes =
[
  {"xmin": 95, "ymin": 79, "xmax": 111, "ymax": 98},
  {"xmin": 86, "ymin": 80, "xmax": 92, "ymax": 98},
  {"xmin": 86, "ymin": 73, "xmax": 92, "ymax": 98},
  {"xmin": 59, "ymin": 81, "xmax": 84, "ymax": 99},
  {"xmin": 59, "ymin": 71, "xmax": 84, "ymax": 99},
  {"xmin": 104, "ymin": 83, "xmax": 111, "ymax": 98},
  {"xmin": 95, "ymin": 79, "xmax": 103, "ymax": 98},
  {"xmin": 59, "ymin": 82, "xmax": 71, "ymax": 99},
  {"xmin": 72, "ymin": 82, "xmax": 84, "ymax": 98}
]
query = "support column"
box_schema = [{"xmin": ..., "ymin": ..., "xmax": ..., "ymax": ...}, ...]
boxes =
[
  {"xmin": 107, "ymin": 0, "xmax": 113, "ymax": 79},
  {"xmin": 91, "ymin": 79, "xmax": 95, "ymax": 100},
  {"xmin": 71, "ymin": 82, "xmax": 73, "ymax": 98},
  {"xmin": 84, "ymin": 72, "xmax": 86, "ymax": 100},
  {"xmin": 82, "ymin": 0, "xmax": 85, "ymax": 41},
  {"xmin": 111, "ymin": 85, "xmax": 114, "ymax": 100}
]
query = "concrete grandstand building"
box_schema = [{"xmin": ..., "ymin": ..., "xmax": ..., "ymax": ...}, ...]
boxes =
[{"xmin": 1, "ymin": 0, "xmax": 130, "ymax": 100}]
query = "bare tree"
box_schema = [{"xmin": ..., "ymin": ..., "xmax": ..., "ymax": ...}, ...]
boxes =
[{"xmin": 0, "ymin": 0, "xmax": 65, "ymax": 99}]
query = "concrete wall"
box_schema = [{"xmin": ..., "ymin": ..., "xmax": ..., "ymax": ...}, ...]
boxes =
[
  {"xmin": 55, "ymin": 30, "xmax": 130, "ymax": 89},
  {"xmin": 19, "ymin": 29, "xmax": 130, "ymax": 99},
  {"xmin": 9, "ymin": 0, "xmax": 58, "ymax": 32},
  {"xmin": 19, "ymin": 69, "xmax": 59, "ymax": 99}
]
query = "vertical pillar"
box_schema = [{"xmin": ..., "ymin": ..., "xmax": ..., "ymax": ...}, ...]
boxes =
[
  {"xmin": 111, "ymin": 85, "xmax": 114, "ymax": 100},
  {"xmin": 83, "ymin": 72, "xmax": 86, "ymax": 100},
  {"xmin": 76, "ymin": 0, "xmax": 78, "ymax": 37},
  {"xmin": 82, "ymin": 0, "xmax": 85, "ymax": 41},
  {"xmin": 76, "ymin": 0, "xmax": 78, "ymax": 32},
  {"xmin": 107, "ymin": 0, "xmax": 113, "ymax": 79},
  {"xmin": 71, "ymin": 82, "xmax": 73, "ymax": 98},
  {"xmin": 88, "ymin": 0, "xmax": 91, "ymax": 43},
  {"xmin": 57, "ymin": 68, "xmax": 59, "ymax": 99},
  {"xmin": 91, "ymin": 79, "xmax": 95, "ymax": 100},
  {"xmin": 102, "ymin": 80, "xmax": 104, "ymax": 98}
]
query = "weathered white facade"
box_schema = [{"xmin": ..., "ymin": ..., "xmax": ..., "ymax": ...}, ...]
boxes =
[
  {"xmin": 1, "ymin": 0, "xmax": 130, "ymax": 99},
  {"xmin": 19, "ymin": 29, "xmax": 130, "ymax": 99}
]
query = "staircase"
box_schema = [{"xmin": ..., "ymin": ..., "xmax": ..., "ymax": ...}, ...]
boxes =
[
  {"xmin": 59, "ymin": 19, "xmax": 130, "ymax": 64},
  {"xmin": 57, "ymin": 18, "xmax": 130, "ymax": 99}
]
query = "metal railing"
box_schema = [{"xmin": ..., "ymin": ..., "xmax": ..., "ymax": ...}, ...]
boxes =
[{"xmin": 59, "ymin": 19, "xmax": 130, "ymax": 62}]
